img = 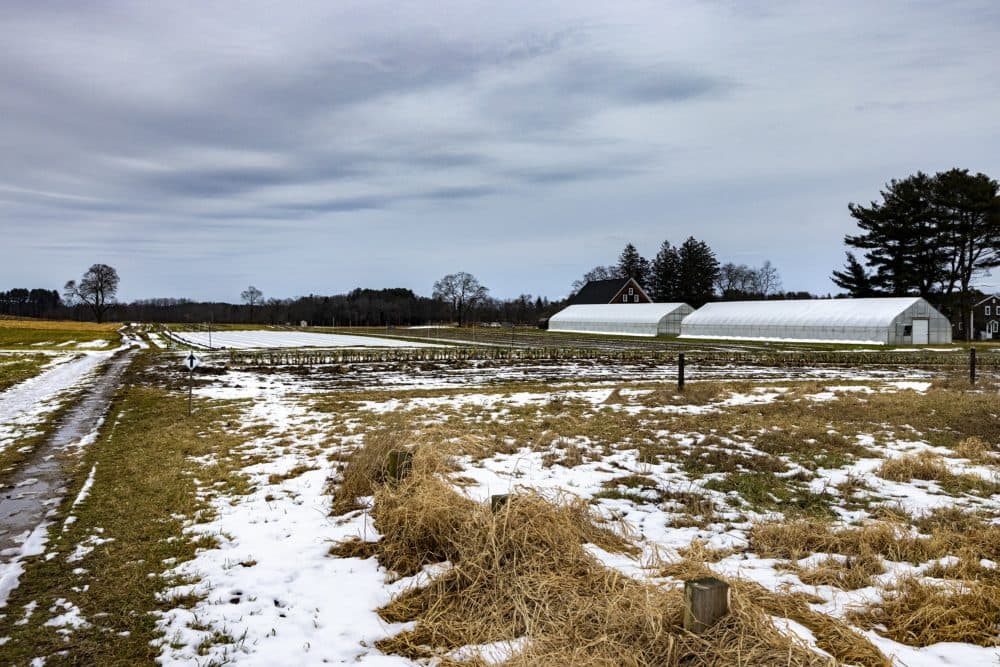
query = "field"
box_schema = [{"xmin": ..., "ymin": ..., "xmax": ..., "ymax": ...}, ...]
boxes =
[
  {"xmin": 0, "ymin": 319, "xmax": 120, "ymax": 350},
  {"xmin": 168, "ymin": 329, "xmax": 440, "ymax": 349},
  {"xmin": 0, "ymin": 328, "xmax": 997, "ymax": 665}
]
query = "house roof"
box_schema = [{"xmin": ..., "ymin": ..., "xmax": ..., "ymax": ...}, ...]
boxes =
[
  {"xmin": 974, "ymin": 294, "xmax": 999, "ymax": 306},
  {"xmin": 567, "ymin": 278, "xmax": 648, "ymax": 305}
]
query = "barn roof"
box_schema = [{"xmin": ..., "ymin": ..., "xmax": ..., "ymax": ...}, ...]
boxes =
[
  {"xmin": 567, "ymin": 278, "xmax": 646, "ymax": 305},
  {"xmin": 680, "ymin": 297, "xmax": 931, "ymax": 329},
  {"xmin": 974, "ymin": 294, "xmax": 999, "ymax": 306},
  {"xmin": 550, "ymin": 303, "xmax": 691, "ymax": 325}
]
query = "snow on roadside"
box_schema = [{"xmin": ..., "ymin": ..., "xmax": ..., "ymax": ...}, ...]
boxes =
[{"xmin": 0, "ymin": 350, "xmax": 116, "ymax": 454}]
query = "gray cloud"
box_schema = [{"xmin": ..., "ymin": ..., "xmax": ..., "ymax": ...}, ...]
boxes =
[{"xmin": 1, "ymin": 0, "xmax": 998, "ymax": 300}]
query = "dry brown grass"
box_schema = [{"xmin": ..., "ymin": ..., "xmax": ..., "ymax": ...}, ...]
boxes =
[
  {"xmin": 325, "ymin": 442, "xmax": 887, "ymax": 666},
  {"xmin": 661, "ymin": 551, "xmax": 889, "ymax": 667},
  {"xmin": 748, "ymin": 518, "xmax": 949, "ymax": 564},
  {"xmin": 954, "ymin": 436, "xmax": 995, "ymax": 462},
  {"xmin": 877, "ymin": 451, "xmax": 1000, "ymax": 496},
  {"xmin": 793, "ymin": 553, "xmax": 885, "ymax": 590},
  {"xmin": 328, "ymin": 427, "xmax": 413, "ymax": 514},
  {"xmin": 849, "ymin": 576, "xmax": 1000, "ymax": 647}
]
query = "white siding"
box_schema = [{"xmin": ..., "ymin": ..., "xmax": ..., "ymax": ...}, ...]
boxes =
[
  {"xmin": 548, "ymin": 303, "xmax": 693, "ymax": 337},
  {"xmin": 679, "ymin": 298, "xmax": 952, "ymax": 345}
]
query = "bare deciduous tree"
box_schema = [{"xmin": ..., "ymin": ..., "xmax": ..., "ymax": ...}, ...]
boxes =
[
  {"xmin": 432, "ymin": 272, "xmax": 489, "ymax": 325},
  {"xmin": 64, "ymin": 263, "xmax": 119, "ymax": 323},
  {"xmin": 241, "ymin": 285, "xmax": 263, "ymax": 322}
]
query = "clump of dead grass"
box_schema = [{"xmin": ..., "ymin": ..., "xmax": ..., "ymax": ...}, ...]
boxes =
[
  {"xmin": 749, "ymin": 518, "xmax": 948, "ymax": 564},
  {"xmin": 877, "ymin": 451, "xmax": 1000, "ymax": 496},
  {"xmin": 661, "ymin": 551, "xmax": 889, "ymax": 667},
  {"xmin": 954, "ymin": 436, "xmax": 995, "ymax": 463},
  {"xmin": 849, "ymin": 576, "xmax": 1000, "ymax": 647},
  {"xmin": 362, "ymin": 449, "xmax": 883, "ymax": 666},
  {"xmin": 328, "ymin": 427, "xmax": 418, "ymax": 514},
  {"xmin": 793, "ymin": 553, "xmax": 885, "ymax": 590}
]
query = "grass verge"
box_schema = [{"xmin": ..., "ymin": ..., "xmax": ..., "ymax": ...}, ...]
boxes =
[{"xmin": 0, "ymin": 353, "xmax": 251, "ymax": 665}]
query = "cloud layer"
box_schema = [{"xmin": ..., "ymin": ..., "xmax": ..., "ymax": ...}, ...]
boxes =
[{"xmin": 2, "ymin": 1, "xmax": 999, "ymax": 300}]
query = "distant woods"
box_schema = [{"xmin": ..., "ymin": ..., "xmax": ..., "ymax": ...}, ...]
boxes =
[
  {"xmin": 834, "ymin": 168, "xmax": 1000, "ymax": 337},
  {"xmin": 573, "ymin": 239, "xmax": 788, "ymax": 307}
]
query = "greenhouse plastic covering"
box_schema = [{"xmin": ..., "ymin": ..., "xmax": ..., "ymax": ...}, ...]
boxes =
[
  {"xmin": 679, "ymin": 297, "xmax": 952, "ymax": 344},
  {"xmin": 548, "ymin": 303, "xmax": 693, "ymax": 337}
]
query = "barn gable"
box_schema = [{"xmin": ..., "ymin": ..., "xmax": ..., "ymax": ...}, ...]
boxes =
[{"xmin": 567, "ymin": 278, "xmax": 651, "ymax": 305}]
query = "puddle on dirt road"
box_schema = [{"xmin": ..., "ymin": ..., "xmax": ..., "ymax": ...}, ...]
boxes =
[{"xmin": 0, "ymin": 351, "xmax": 134, "ymax": 556}]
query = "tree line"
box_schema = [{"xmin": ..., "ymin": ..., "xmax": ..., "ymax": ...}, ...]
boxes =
[
  {"xmin": 4, "ymin": 264, "xmax": 554, "ymax": 326},
  {"xmin": 573, "ymin": 238, "xmax": 794, "ymax": 307},
  {"xmin": 832, "ymin": 168, "xmax": 999, "ymax": 338}
]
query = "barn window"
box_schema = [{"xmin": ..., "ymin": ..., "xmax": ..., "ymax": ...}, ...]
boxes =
[
  {"xmin": 622, "ymin": 295, "xmax": 628, "ymax": 303},
  {"xmin": 628, "ymin": 287, "xmax": 634, "ymax": 295},
  {"xmin": 903, "ymin": 325, "xmax": 913, "ymax": 337},
  {"xmin": 987, "ymin": 306, "xmax": 992, "ymax": 316},
  {"xmin": 634, "ymin": 295, "xmax": 639, "ymax": 302}
]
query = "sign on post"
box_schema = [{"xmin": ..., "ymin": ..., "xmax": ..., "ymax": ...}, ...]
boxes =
[{"xmin": 184, "ymin": 352, "xmax": 200, "ymax": 415}]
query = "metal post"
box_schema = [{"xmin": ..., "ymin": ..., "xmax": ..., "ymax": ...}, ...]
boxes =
[
  {"xmin": 188, "ymin": 368, "xmax": 193, "ymax": 416},
  {"xmin": 970, "ymin": 346, "xmax": 976, "ymax": 386},
  {"xmin": 678, "ymin": 353, "xmax": 685, "ymax": 392}
]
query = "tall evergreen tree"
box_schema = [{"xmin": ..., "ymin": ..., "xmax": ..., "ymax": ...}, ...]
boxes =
[
  {"xmin": 831, "ymin": 252, "xmax": 878, "ymax": 297},
  {"xmin": 932, "ymin": 169, "xmax": 1000, "ymax": 337},
  {"xmin": 677, "ymin": 237, "xmax": 719, "ymax": 306},
  {"xmin": 650, "ymin": 241, "xmax": 680, "ymax": 301},
  {"xmin": 616, "ymin": 243, "xmax": 650, "ymax": 289},
  {"xmin": 844, "ymin": 172, "xmax": 947, "ymax": 297}
]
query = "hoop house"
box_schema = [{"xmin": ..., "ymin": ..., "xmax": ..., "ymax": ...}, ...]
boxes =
[
  {"xmin": 548, "ymin": 303, "xmax": 693, "ymax": 337},
  {"xmin": 679, "ymin": 297, "xmax": 952, "ymax": 345}
]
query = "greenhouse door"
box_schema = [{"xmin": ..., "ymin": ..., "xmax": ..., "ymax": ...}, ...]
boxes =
[{"xmin": 912, "ymin": 319, "xmax": 929, "ymax": 344}]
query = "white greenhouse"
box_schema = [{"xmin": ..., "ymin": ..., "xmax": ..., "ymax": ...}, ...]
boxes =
[
  {"xmin": 548, "ymin": 303, "xmax": 694, "ymax": 337},
  {"xmin": 679, "ymin": 297, "xmax": 952, "ymax": 345}
]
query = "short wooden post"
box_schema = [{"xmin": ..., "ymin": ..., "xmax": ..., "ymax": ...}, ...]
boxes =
[
  {"xmin": 386, "ymin": 450, "xmax": 413, "ymax": 482},
  {"xmin": 683, "ymin": 577, "xmax": 729, "ymax": 634},
  {"xmin": 490, "ymin": 494, "xmax": 510, "ymax": 512},
  {"xmin": 970, "ymin": 347, "xmax": 976, "ymax": 386},
  {"xmin": 677, "ymin": 353, "xmax": 686, "ymax": 392}
]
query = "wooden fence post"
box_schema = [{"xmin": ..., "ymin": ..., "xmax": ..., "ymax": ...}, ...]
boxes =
[
  {"xmin": 970, "ymin": 347, "xmax": 976, "ymax": 386},
  {"xmin": 683, "ymin": 577, "xmax": 729, "ymax": 634},
  {"xmin": 490, "ymin": 494, "xmax": 510, "ymax": 512},
  {"xmin": 678, "ymin": 353, "xmax": 685, "ymax": 392},
  {"xmin": 387, "ymin": 450, "xmax": 413, "ymax": 482}
]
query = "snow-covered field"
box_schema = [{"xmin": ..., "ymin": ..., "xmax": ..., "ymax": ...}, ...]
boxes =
[
  {"xmin": 2, "ymin": 355, "xmax": 997, "ymax": 666},
  {"xmin": 151, "ymin": 365, "xmax": 999, "ymax": 666},
  {"xmin": 169, "ymin": 330, "xmax": 439, "ymax": 349}
]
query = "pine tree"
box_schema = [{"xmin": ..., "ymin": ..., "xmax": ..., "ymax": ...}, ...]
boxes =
[
  {"xmin": 616, "ymin": 243, "xmax": 650, "ymax": 289},
  {"xmin": 831, "ymin": 252, "xmax": 877, "ymax": 297},
  {"xmin": 932, "ymin": 169, "xmax": 1000, "ymax": 338},
  {"xmin": 677, "ymin": 237, "xmax": 719, "ymax": 306},
  {"xmin": 845, "ymin": 172, "xmax": 947, "ymax": 296},
  {"xmin": 650, "ymin": 241, "xmax": 680, "ymax": 301}
]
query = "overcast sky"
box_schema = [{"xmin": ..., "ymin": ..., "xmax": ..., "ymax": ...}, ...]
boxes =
[{"xmin": 2, "ymin": 1, "xmax": 998, "ymax": 302}]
